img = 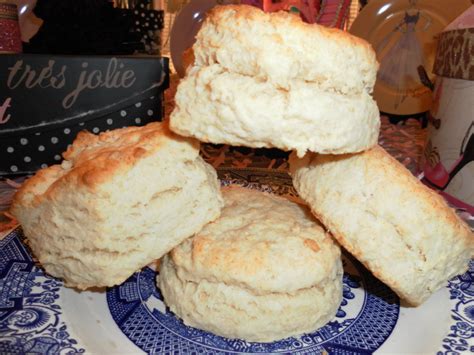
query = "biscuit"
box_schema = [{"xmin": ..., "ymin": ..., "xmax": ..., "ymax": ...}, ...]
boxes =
[
  {"xmin": 170, "ymin": 5, "xmax": 380, "ymax": 156},
  {"xmin": 11, "ymin": 122, "xmax": 224, "ymax": 289},
  {"xmin": 290, "ymin": 146, "xmax": 474, "ymax": 305},
  {"xmin": 159, "ymin": 186, "xmax": 343, "ymax": 342}
]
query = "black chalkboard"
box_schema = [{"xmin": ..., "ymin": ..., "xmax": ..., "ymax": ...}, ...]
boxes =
[{"xmin": 0, "ymin": 54, "xmax": 169, "ymax": 137}]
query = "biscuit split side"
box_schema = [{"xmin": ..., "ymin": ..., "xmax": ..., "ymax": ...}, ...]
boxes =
[
  {"xmin": 170, "ymin": 5, "xmax": 380, "ymax": 157},
  {"xmin": 289, "ymin": 145, "xmax": 474, "ymax": 306},
  {"xmin": 159, "ymin": 186, "xmax": 343, "ymax": 342},
  {"xmin": 11, "ymin": 122, "xmax": 224, "ymax": 289},
  {"xmin": 171, "ymin": 64, "xmax": 380, "ymax": 157}
]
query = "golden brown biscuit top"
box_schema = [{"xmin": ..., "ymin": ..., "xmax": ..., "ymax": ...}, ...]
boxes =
[
  {"xmin": 12, "ymin": 122, "xmax": 199, "ymax": 209},
  {"xmin": 169, "ymin": 186, "xmax": 341, "ymax": 294}
]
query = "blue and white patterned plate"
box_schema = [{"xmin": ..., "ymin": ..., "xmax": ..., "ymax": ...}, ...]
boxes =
[{"xmin": 1, "ymin": 169, "xmax": 473, "ymax": 354}]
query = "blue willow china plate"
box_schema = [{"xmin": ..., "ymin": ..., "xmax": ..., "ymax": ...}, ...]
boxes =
[{"xmin": 1, "ymin": 168, "xmax": 473, "ymax": 354}]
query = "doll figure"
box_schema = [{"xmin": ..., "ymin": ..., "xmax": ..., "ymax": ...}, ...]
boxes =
[{"xmin": 376, "ymin": 0, "xmax": 432, "ymax": 111}]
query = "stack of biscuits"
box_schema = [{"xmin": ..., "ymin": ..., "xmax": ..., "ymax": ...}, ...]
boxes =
[{"xmin": 11, "ymin": 4, "xmax": 473, "ymax": 344}]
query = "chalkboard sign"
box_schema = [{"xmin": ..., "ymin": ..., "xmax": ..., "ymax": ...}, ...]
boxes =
[{"xmin": 0, "ymin": 54, "xmax": 169, "ymax": 175}]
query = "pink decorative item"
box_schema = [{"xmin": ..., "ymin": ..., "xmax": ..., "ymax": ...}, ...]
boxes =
[
  {"xmin": 316, "ymin": 0, "xmax": 351, "ymax": 28},
  {"xmin": 0, "ymin": 2, "xmax": 22, "ymax": 53},
  {"xmin": 263, "ymin": 0, "xmax": 319, "ymax": 23},
  {"xmin": 241, "ymin": 0, "xmax": 350, "ymax": 28},
  {"xmin": 241, "ymin": 0, "xmax": 320, "ymax": 23}
]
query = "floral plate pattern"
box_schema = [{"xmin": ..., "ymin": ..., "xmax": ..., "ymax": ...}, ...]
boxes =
[{"xmin": 0, "ymin": 229, "xmax": 84, "ymax": 354}]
